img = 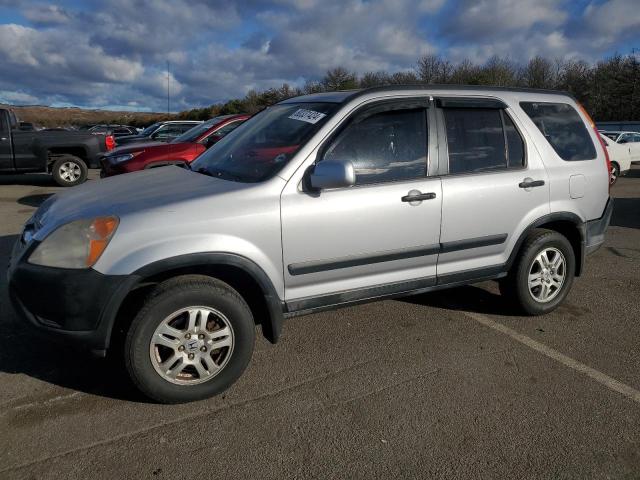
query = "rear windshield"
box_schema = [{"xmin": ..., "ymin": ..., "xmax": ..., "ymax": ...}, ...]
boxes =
[{"xmin": 520, "ymin": 102, "xmax": 596, "ymax": 161}]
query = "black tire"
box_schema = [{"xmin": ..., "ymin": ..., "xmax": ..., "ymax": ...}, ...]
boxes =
[
  {"xmin": 124, "ymin": 275, "xmax": 255, "ymax": 404},
  {"xmin": 610, "ymin": 162, "xmax": 620, "ymax": 185},
  {"xmin": 51, "ymin": 155, "xmax": 88, "ymax": 187},
  {"xmin": 499, "ymin": 229, "xmax": 575, "ymax": 315}
]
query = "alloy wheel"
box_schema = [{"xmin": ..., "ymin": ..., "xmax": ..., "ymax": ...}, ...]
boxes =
[
  {"xmin": 149, "ymin": 306, "xmax": 235, "ymax": 385},
  {"xmin": 59, "ymin": 161, "xmax": 81, "ymax": 183},
  {"xmin": 528, "ymin": 247, "xmax": 566, "ymax": 303}
]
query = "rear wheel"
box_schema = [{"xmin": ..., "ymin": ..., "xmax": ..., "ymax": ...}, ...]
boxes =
[
  {"xmin": 500, "ymin": 229, "xmax": 575, "ymax": 315},
  {"xmin": 124, "ymin": 275, "xmax": 255, "ymax": 403},
  {"xmin": 51, "ymin": 155, "xmax": 88, "ymax": 187}
]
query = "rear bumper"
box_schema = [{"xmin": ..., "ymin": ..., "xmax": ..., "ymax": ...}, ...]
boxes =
[{"xmin": 584, "ymin": 198, "xmax": 613, "ymax": 255}]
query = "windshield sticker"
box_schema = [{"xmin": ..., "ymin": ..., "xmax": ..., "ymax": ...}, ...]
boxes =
[{"xmin": 288, "ymin": 109, "xmax": 327, "ymax": 124}]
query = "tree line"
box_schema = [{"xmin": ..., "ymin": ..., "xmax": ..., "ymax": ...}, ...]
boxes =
[{"xmin": 176, "ymin": 53, "xmax": 639, "ymax": 122}]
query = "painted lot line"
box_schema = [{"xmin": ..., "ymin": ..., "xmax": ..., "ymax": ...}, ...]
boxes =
[{"xmin": 464, "ymin": 311, "xmax": 640, "ymax": 405}]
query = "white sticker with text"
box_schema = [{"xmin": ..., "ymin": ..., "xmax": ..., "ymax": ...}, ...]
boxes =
[{"xmin": 288, "ymin": 108, "xmax": 326, "ymax": 124}]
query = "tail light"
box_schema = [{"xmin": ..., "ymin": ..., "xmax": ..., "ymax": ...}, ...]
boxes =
[
  {"xmin": 578, "ymin": 103, "xmax": 611, "ymax": 192},
  {"xmin": 105, "ymin": 135, "xmax": 116, "ymax": 151}
]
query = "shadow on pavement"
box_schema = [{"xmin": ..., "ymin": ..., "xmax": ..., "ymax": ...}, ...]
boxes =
[
  {"xmin": 397, "ymin": 283, "xmax": 521, "ymax": 317},
  {"xmin": 17, "ymin": 193, "xmax": 54, "ymax": 208},
  {"xmin": 625, "ymin": 168, "xmax": 640, "ymax": 179},
  {"xmin": 0, "ymin": 233, "xmax": 145, "ymax": 403},
  {"xmin": 611, "ymin": 197, "xmax": 640, "ymax": 229},
  {"xmin": 0, "ymin": 174, "xmax": 56, "ymax": 187}
]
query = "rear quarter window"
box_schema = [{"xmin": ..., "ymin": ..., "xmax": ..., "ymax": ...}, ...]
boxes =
[{"xmin": 520, "ymin": 102, "xmax": 596, "ymax": 161}]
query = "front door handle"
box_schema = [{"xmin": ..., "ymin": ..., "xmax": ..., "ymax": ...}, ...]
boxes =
[
  {"xmin": 401, "ymin": 190, "xmax": 437, "ymax": 203},
  {"xmin": 519, "ymin": 179, "xmax": 545, "ymax": 189}
]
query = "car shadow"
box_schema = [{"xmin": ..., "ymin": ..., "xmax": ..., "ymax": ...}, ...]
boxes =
[
  {"xmin": 17, "ymin": 193, "xmax": 54, "ymax": 208},
  {"xmin": 611, "ymin": 197, "xmax": 640, "ymax": 229},
  {"xmin": 396, "ymin": 283, "xmax": 521, "ymax": 317},
  {"xmin": 0, "ymin": 234, "xmax": 145, "ymax": 402},
  {"xmin": 625, "ymin": 168, "xmax": 640, "ymax": 179},
  {"xmin": 0, "ymin": 174, "xmax": 56, "ymax": 187}
]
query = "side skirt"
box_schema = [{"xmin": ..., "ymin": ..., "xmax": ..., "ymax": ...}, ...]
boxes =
[{"xmin": 284, "ymin": 264, "xmax": 507, "ymax": 318}]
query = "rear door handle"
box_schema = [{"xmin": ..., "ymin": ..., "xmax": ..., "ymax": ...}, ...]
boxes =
[
  {"xmin": 519, "ymin": 179, "xmax": 545, "ymax": 189},
  {"xmin": 401, "ymin": 191, "xmax": 437, "ymax": 202}
]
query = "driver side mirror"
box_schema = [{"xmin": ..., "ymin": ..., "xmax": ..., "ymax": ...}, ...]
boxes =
[{"xmin": 309, "ymin": 160, "xmax": 356, "ymax": 190}]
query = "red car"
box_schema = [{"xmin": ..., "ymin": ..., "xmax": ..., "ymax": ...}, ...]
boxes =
[{"xmin": 100, "ymin": 114, "xmax": 249, "ymax": 177}]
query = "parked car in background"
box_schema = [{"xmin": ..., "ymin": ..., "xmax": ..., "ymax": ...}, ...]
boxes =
[
  {"xmin": 598, "ymin": 131, "xmax": 640, "ymax": 163},
  {"xmin": 18, "ymin": 121, "xmax": 36, "ymax": 131},
  {"xmin": 85, "ymin": 124, "xmax": 138, "ymax": 137},
  {"xmin": 116, "ymin": 121, "xmax": 203, "ymax": 146},
  {"xmin": 596, "ymin": 121, "xmax": 640, "ymax": 134},
  {"xmin": 8, "ymin": 86, "xmax": 611, "ymax": 403},
  {"xmin": 101, "ymin": 114, "xmax": 249, "ymax": 177},
  {"xmin": 0, "ymin": 107, "xmax": 115, "ymax": 186},
  {"xmin": 599, "ymin": 133, "xmax": 631, "ymax": 184}
]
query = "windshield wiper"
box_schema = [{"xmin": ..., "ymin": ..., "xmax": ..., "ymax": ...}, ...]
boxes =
[{"xmin": 192, "ymin": 166, "xmax": 244, "ymax": 182}]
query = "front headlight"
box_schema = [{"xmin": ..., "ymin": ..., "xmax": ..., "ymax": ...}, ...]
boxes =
[
  {"xmin": 28, "ymin": 216, "xmax": 119, "ymax": 269},
  {"xmin": 109, "ymin": 153, "xmax": 135, "ymax": 163}
]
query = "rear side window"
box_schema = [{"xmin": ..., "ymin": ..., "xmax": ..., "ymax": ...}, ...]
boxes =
[
  {"xmin": 444, "ymin": 108, "xmax": 525, "ymax": 174},
  {"xmin": 520, "ymin": 102, "xmax": 596, "ymax": 161}
]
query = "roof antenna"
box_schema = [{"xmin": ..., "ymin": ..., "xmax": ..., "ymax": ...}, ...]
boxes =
[{"xmin": 167, "ymin": 60, "xmax": 170, "ymax": 116}]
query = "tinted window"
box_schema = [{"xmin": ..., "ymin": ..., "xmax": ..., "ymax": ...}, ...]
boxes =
[
  {"xmin": 323, "ymin": 108, "xmax": 427, "ymax": 185},
  {"xmin": 191, "ymin": 102, "xmax": 338, "ymax": 183},
  {"xmin": 444, "ymin": 108, "xmax": 506, "ymax": 173},
  {"xmin": 215, "ymin": 120, "xmax": 244, "ymax": 137},
  {"xmin": 520, "ymin": 102, "xmax": 596, "ymax": 161},
  {"xmin": 0, "ymin": 112, "xmax": 8, "ymax": 133},
  {"xmin": 503, "ymin": 112, "xmax": 525, "ymax": 168}
]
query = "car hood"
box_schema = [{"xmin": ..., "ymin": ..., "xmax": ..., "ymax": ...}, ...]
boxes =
[{"xmin": 33, "ymin": 166, "xmax": 250, "ymax": 240}]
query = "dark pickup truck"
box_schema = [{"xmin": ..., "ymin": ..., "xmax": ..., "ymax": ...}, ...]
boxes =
[{"xmin": 0, "ymin": 108, "xmax": 115, "ymax": 186}]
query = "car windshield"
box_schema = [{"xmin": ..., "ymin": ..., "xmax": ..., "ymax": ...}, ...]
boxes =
[
  {"xmin": 172, "ymin": 117, "xmax": 227, "ymax": 144},
  {"xmin": 190, "ymin": 103, "xmax": 338, "ymax": 182},
  {"xmin": 140, "ymin": 123, "xmax": 161, "ymax": 136}
]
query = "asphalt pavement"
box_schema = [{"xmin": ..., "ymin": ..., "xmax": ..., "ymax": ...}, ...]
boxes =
[{"xmin": 0, "ymin": 168, "xmax": 639, "ymax": 479}]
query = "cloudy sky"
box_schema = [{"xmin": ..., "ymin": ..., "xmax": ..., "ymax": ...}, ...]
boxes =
[{"xmin": 0, "ymin": 0, "xmax": 638, "ymax": 111}]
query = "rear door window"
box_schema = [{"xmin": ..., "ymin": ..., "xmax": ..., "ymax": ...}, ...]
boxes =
[
  {"xmin": 520, "ymin": 102, "xmax": 596, "ymax": 161},
  {"xmin": 443, "ymin": 108, "xmax": 525, "ymax": 174}
]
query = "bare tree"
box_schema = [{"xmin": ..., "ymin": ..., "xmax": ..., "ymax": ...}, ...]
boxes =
[{"xmin": 322, "ymin": 67, "xmax": 359, "ymax": 90}]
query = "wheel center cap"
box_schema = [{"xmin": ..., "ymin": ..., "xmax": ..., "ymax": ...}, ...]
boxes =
[{"xmin": 185, "ymin": 338, "xmax": 200, "ymax": 352}]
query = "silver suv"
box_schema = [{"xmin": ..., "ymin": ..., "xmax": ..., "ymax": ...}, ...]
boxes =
[{"xmin": 8, "ymin": 86, "xmax": 612, "ymax": 403}]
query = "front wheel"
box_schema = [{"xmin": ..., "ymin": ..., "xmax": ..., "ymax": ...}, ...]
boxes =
[
  {"xmin": 125, "ymin": 275, "xmax": 255, "ymax": 403},
  {"xmin": 500, "ymin": 229, "xmax": 575, "ymax": 315}
]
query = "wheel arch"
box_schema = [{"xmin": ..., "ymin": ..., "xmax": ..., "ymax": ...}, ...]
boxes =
[
  {"xmin": 507, "ymin": 212, "xmax": 586, "ymax": 276},
  {"xmin": 107, "ymin": 253, "xmax": 284, "ymax": 352}
]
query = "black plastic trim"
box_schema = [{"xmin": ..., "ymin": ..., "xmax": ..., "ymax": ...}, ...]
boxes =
[
  {"xmin": 435, "ymin": 97, "xmax": 507, "ymax": 109},
  {"xmin": 288, "ymin": 244, "xmax": 440, "ymax": 276},
  {"xmin": 134, "ymin": 253, "xmax": 285, "ymax": 343},
  {"xmin": 286, "ymin": 275, "xmax": 437, "ymax": 314},
  {"xmin": 285, "ymin": 264, "xmax": 507, "ymax": 316},
  {"xmin": 505, "ymin": 211, "xmax": 586, "ymax": 276},
  {"xmin": 440, "ymin": 234, "xmax": 508, "ymax": 254},
  {"xmin": 289, "ymin": 234, "xmax": 508, "ymax": 276}
]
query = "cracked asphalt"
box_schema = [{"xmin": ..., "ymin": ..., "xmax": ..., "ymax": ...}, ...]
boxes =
[{"xmin": 1, "ymin": 168, "xmax": 639, "ymax": 479}]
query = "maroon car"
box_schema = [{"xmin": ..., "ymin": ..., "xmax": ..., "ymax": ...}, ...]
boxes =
[{"xmin": 100, "ymin": 114, "xmax": 250, "ymax": 177}]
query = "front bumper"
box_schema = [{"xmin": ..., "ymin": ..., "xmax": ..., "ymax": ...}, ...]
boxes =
[
  {"xmin": 100, "ymin": 156, "xmax": 131, "ymax": 177},
  {"xmin": 8, "ymin": 238, "xmax": 138, "ymax": 352}
]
